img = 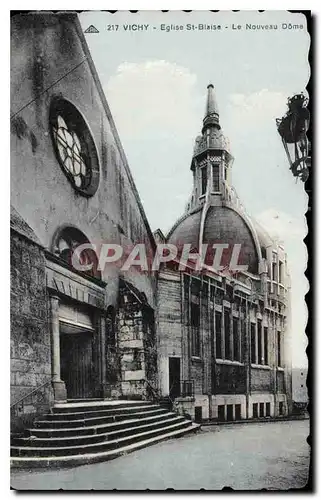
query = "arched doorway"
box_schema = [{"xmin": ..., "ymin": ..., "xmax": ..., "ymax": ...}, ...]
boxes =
[{"xmin": 51, "ymin": 226, "xmax": 103, "ymax": 400}]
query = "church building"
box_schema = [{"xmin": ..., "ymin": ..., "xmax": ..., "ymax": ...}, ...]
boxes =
[
  {"xmin": 10, "ymin": 12, "xmax": 158, "ymax": 423},
  {"xmin": 10, "ymin": 11, "xmax": 292, "ymax": 468},
  {"xmin": 156, "ymin": 84, "xmax": 292, "ymax": 422}
]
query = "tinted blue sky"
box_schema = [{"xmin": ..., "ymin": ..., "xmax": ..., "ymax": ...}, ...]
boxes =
[{"xmin": 79, "ymin": 11, "xmax": 309, "ymax": 367}]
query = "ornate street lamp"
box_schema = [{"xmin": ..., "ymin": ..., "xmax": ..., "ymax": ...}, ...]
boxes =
[{"xmin": 276, "ymin": 93, "xmax": 310, "ymax": 182}]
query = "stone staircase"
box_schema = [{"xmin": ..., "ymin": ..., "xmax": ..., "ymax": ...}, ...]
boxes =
[{"xmin": 11, "ymin": 400, "xmax": 199, "ymax": 469}]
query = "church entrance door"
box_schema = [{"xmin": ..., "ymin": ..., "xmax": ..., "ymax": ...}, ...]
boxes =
[
  {"xmin": 169, "ymin": 357, "xmax": 181, "ymax": 399},
  {"xmin": 59, "ymin": 303, "xmax": 96, "ymax": 400},
  {"xmin": 60, "ymin": 330, "xmax": 94, "ymax": 399}
]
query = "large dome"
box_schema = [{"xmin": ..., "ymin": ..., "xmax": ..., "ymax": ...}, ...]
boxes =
[{"xmin": 167, "ymin": 206, "xmax": 259, "ymax": 274}]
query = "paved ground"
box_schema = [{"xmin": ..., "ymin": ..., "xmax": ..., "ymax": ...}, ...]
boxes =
[{"xmin": 11, "ymin": 419, "xmax": 310, "ymax": 491}]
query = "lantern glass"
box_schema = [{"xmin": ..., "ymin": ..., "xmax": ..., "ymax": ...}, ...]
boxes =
[{"xmin": 276, "ymin": 94, "xmax": 310, "ymax": 182}]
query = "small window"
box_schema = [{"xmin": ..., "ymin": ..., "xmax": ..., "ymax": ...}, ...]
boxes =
[
  {"xmin": 266, "ymin": 402, "xmax": 271, "ymax": 417},
  {"xmin": 279, "ymin": 402, "xmax": 284, "ymax": 416},
  {"xmin": 212, "ymin": 164, "xmax": 220, "ymax": 191},
  {"xmin": 218, "ymin": 405, "xmax": 225, "ymax": 422},
  {"xmin": 201, "ymin": 166, "xmax": 207, "ymax": 195},
  {"xmin": 253, "ymin": 403, "xmax": 258, "ymax": 418},
  {"xmin": 259, "ymin": 402, "xmax": 265, "ymax": 417},
  {"xmin": 226, "ymin": 404, "xmax": 233, "ymax": 421}
]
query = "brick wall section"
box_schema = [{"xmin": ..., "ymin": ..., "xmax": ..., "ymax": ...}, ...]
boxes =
[{"xmin": 11, "ymin": 230, "xmax": 53, "ymax": 430}]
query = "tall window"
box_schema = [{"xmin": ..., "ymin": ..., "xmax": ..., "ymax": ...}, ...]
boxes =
[
  {"xmin": 264, "ymin": 327, "xmax": 268, "ymax": 365},
  {"xmin": 241, "ymin": 319, "xmax": 246, "ymax": 363},
  {"xmin": 257, "ymin": 319, "xmax": 262, "ymax": 365},
  {"xmin": 279, "ymin": 261, "xmax": 283, "ymax": 284},
  {"xmin": 201, "ymin": 167, "xmax": 207, "ymax": 195},
  {"xmin": 272, "ymin": 262, "xmax": 277, "ymax": 281},
  {"xmin": 277, "ymin": 330, "xmax": 282, "ymax": 367},
  {"xmin": 233, "ymin": 317, "xmax": 240, "ymax": 361},
  {"xmin": 224, "ymin": 308, "xmax": 231, "ymax": 360},
  {"xmin": 212, "ymin": 164, "xmax": 220, "ymax": 191},
  {"xmin": 251, "ymin": 323, "xmax": 256, "ymax": 364},
  {"xmin": 191, "ymin": 302, "xmax": 200, "ymax": 357},
  {"xmin": 215, "ymin": 311, "xmax": 222, "ymax": 359}
]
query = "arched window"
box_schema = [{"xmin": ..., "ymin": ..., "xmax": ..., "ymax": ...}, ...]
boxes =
[{"xmin": 53, "ymin": 227, "xmax": 101, "ymax": 279}]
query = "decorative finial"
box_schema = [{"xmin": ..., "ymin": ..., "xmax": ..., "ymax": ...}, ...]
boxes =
[{"xmin": 202, "ymin": 83, "xmax": 220, "ymax": 132}]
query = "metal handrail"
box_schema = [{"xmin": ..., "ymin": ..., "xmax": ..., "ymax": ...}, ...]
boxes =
[
  {"xmin": 141, "ymin": 378, "xmax": 161, "ymax": 400},
  {"xmin": 141, "ymin": 378, "xmax": 176, "ymax": 406},
  {"xmin": 180, "ymin": 379, "xmax": 195, "ymax": 398},
  {"xmin": 10, "ymin": 379, "xmax": 51, "ymax": 409}
]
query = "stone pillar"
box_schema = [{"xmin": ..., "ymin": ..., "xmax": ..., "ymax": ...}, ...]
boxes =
[{"xmin": 50, "ymin": 295, "xmax": 67, "ymax": 401}]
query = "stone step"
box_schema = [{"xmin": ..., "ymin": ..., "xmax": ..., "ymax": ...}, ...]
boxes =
[
  {"xmin": 67, "ymin": 399, "xmax": 104, "ymax": 403},
  {"xmin": 13, "ymin": 412, "xmax": 178, "ymax": 442},
  {"xmin": 13, "ymin": 414, "xmax": 185, "ymax": 448},
  {"xmin": 11, "ymin": 419, "xmax": 193, "ymax": 457},
  {"xmin": 33, "ymin": 408, "xmax": 168, "ymax": 430},
  {"xmin": 44, "ymin": 404, "xmax": 162, "ymax": 421},
  {"xmin": 52, "ymin": 400, "xmax": 152, "ymax": 413},
  {"xmin": 11, "ymin": 423, "xmax": 200, "ymax": 469}
]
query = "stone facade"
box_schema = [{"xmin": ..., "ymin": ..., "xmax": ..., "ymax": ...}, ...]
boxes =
[
  {"xmin": 10, "ymin": 220, "xmax": 53, "ymax": 431},
  {"xmin": 10, "ymin": 12, "xmax": 157, "ymax": 428}
]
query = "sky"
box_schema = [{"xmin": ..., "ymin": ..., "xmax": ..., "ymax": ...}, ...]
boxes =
[{"xmin": 79, "ymin": 11, "xmax": 310, "ymax": 368}]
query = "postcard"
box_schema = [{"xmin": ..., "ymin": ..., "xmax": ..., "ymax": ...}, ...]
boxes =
[{"xmin": 10, "ymin": 10, "xmax": 310, "ymax": 491}]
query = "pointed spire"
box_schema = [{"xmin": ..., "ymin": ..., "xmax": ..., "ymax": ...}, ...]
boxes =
[{"xmin": 202, "ymin": 83, "xmax": 220, "ymax": 133}]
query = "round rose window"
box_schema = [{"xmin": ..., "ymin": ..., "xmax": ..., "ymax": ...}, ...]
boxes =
[{"xmin": 49, "ymin": 98, "xmax": 100, "ymax": 196}]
